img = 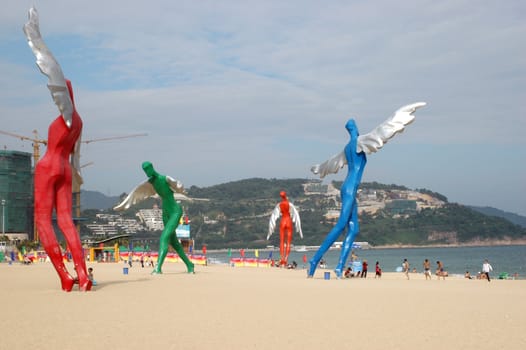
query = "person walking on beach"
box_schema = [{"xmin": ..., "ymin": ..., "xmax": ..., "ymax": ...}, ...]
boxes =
[
  {"xmin": 423, "ymin": 259, "xmax": 431, "ymax": 280},
  {"xmin": 482, "ymin": 259, "xmax": 493, "ymax": 282},
  {"xmin": 403, "ymin": 258, "xmax": 410, "ymax": 280}
]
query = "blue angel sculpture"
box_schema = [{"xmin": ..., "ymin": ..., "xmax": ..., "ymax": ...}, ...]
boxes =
[{"xmin": 308, "ymin": 102, "xmax": 426, "ymax": 278}]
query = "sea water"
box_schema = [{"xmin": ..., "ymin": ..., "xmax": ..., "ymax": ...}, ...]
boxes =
[{"xmin": 206, "ymin": 245, "xmax": 526, "ymax": 278}]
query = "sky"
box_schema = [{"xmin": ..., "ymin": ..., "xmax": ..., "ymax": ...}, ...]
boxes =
[{"xmin": 0, "ymin": 1, "xmax": 525, "ymax": 216}]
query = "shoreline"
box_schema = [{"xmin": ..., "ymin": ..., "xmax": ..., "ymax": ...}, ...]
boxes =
[
  {"xmin": 205, "ymin": 241, "xmax": 526, "ymax": 253},
  {"xmin": 370, "ymin": 240, "xmax": 526, "ymax": 249}
]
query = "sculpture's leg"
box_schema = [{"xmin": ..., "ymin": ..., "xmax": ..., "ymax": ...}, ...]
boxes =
[
  {"xmin": 308, "ymin": 198, "xmax": 353, "ymax": 278},
  {"xmin": 334, "ymin": 201, "xmax": 359, "ymax": 278},
  {"xmin": 308, "ymin": 225, "xmax": 342, "ymax": 277},
  {"xmin": 169, "ymin": 233, "xmax": 194, "ymax": 273},
  {"xmin": 279, "ymin": 225, "xmax": 286, "ymax": 266},
  {"xmin": 35, "ymin": 175, "xmax": 75, "ymax": 291},
  {"xmin": 56, "ymin": 182, "xmax": 91, "ymax": 291},
  {"xmin": 154, "ymin": 212, "xmax": 194, "ymax": 274},
  {"xmin": 38, "ymin": 221, "xmax": 75, "ymax": 291},
  {"xmin": 153, "ymin": 227, "xmax": 170, "ymax": 274},
  {"xmin": 283, "ymin": 227, "xmax": 293, "ymax": 266}
]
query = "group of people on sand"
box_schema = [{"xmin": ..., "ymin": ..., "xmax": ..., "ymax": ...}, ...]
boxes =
[
  {"xmin": 342, "ymin": 259, "xmax": 382, "ymax": 279},
  {"xmin": 402, "ymin": 258, "xmax": 449, "ymax": 280},
  {"xmin": 401, "ymin": 258, "xmax": 500, "ymax": 281}
]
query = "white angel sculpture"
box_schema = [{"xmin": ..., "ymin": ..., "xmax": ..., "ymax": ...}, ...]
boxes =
[
  {"xmin": 114, "ymin": 161, "xmax": 194, "ymax": 274},
  {"xmin": 267, "ymin": 191, "xmax": 303, "ymax": 266},
  {"xmin": 308, "ymin": 102, "xmax": 426, "ymax": 278}
]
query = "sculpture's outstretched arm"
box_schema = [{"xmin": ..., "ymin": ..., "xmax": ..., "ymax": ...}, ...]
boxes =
[
  {"xmin": 267, "ymin": 204, "xmax": 281, "ymax": 240},
  {"xmin": 357, "ymin": 102, "xmax": 426, "ymax": 154},
  {"xmin": 23, "ymin": 7, "xmax": 74, "ymax": 127},
  {"xmin": 113, "ymin": 181, "xmax": 156, "ymax": 211},
  {"xmin": 290, "ymin": 203, "xmax": 303, "ymax": 238}
]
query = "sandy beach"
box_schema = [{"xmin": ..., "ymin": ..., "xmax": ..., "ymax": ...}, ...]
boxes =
[{"xmin": 1, "ymin": 261, "xmax": 525, "ymax": 350}]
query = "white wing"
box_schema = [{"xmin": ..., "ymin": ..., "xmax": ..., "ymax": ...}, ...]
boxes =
[
  {"xmin": 113, "ymin": 180, "xmax": 156, "ymax": 211},
  {"xmin": 357, "ymin": 102, "xmax": 426, "ymax": 154},
  {"xmin": 311, "ymin": 102, "xmax": 426, "ymax": 178},
  {"xmin": 23, "ymin": 7, "xmax": 73, "ymax": 127},
  {"xmin": 289, "ymin": 203, "xmax": 303, "ymax": 238},
  {"xmin": 311, "ymin": 150, "xmax": 347, "ymax": 179},
  {"xmin": 267, "ymin": 204, "xmax": 282, "ymax": 240}
]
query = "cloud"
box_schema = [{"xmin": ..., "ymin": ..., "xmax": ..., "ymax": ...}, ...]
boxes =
[{"xmin": 1, "ymin": 0, "xmax": 525, "ymax": 215}]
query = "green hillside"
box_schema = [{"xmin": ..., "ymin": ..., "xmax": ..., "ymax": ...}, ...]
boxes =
[
  {"xmin": 183, "ymin": 178, "xmax": 526, "ymax": 249},
  {"xmin": 82, "ymin": 178, "xmax": 526, "ymax": 249}
]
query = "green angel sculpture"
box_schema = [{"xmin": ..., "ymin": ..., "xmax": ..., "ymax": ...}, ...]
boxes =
[{"xmin": 114, "ymin": 162, "xmax": 194, "ymax": 274}]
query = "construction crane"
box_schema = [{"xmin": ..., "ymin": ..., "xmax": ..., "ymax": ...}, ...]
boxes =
[
  {"xmin": 1, "ymin": 130, "xmax": 147, "ymax": 167},
  {"xmin": 0, "ymin": 130, "xmax": 147, "ymax": 241},
  {"xmin": 0, "ymin": 129, "xmax": 46, "ymax": 168},
  {"xmin": 72, "ymin": 133, "xmax": 147, "ymax": 236}
]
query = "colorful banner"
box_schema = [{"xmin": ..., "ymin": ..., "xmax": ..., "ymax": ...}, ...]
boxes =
[
  {"xmin": 119, "ymin": 251, "xmax": 207, "ymax": 265},
  {"xmin": 15, "ymin": 250, "xmax": 207, "ymax": 266},
  {"xmin": 229, "ymin": 258, "xmax": 272, "ymax": 268}
]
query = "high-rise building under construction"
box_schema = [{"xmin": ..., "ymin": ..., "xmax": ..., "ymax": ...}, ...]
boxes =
[{"xmin": 0, "ymin": 150, "xmax": 33, "ymax": 238}]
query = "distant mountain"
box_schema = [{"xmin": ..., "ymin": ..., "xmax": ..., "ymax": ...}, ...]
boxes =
[
  {"xmin": 468, "ymin": 206, "xmax": 526, "ymax": 228},
  {"xmin": 80, "ymin": 180, "xmax": 526, "ymax": 249},
  {"xmin": 81, "ymin": 190, "xmax": 121, "ymax": 210}
]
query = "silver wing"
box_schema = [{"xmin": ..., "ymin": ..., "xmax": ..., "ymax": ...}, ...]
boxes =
[
  {"xmin": 311, "ymin": 151, "xmax": 346, "ymax": 179},
  {"xmin": 289, "ymin": 203, "xmax": 303, "ymax": 238},
  {"xmin": 166, "ymin": 176, "xmax": 192, "ymax": 201},
  {"xmin": 166, "ymin": 176, "xmax": 184, "ymax": 193},
  {"xmin": 113, "ymin": 180, "xmax": 156, "ymax": 211},
  {"xmin": 71, "ymin": 134, "xmax": 83, "ymax": 189},
  {"xmin": 357, "ymin": 102, "xmax": 426, "ymax": 154},
  {"xmin": 311, "ymin": 102, "xmax": 426, "ymax": 178},
  {"xmin": 23, "ymin": 7, "xmax": 73, "ymax": 127},
  {"xmin": 267, "ymin": 204, "xmax": 281, "ymax": 240}
]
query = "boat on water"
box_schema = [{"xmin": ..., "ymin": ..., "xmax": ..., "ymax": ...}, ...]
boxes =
[{"xmin": 294, "ymin": 245, "xmax": 307, "ymax": 252}]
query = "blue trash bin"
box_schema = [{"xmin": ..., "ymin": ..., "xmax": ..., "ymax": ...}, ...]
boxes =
[
  {"xmin": 123, "ymin": 267, "xmax": 129, "ymax": 275},
  {"xmin": 324, "ymin": 271, "xmax": 330, "ymax": 280}
]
